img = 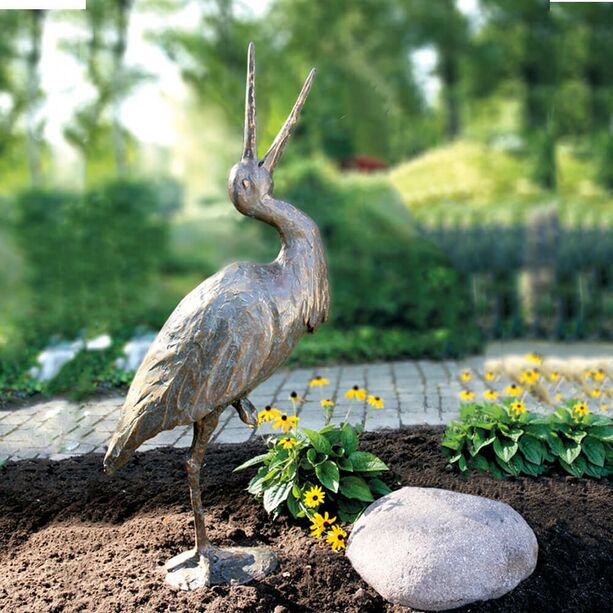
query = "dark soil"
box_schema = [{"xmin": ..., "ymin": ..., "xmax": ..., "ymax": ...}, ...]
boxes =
[{"xmin": 0, "ymin": 426, "xmax": 611, "ymax": 613}]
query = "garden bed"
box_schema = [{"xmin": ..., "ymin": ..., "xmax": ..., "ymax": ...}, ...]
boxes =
[{"xmin": 0, "ymin": 427, "xmax": 611, "ymax": 612}]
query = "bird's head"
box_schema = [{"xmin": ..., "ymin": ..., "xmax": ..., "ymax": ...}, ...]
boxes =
[{"xmin": 228, "ymin": 42, "xmax": 315, "ymax": 217}]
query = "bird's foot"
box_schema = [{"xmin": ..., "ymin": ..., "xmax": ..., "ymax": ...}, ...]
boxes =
[{"xmin": 164, "ymin": 545, "xmax": 277, "ymax": 591}]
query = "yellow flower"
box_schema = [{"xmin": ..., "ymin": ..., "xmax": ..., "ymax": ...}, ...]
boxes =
[
  {"xmin": 459, "ymin": 390, "xmax": 475, "ymax": 402},
  {"xmin": 367, "ymin": 395, "xmax": 384, "ymax": 409},
  {"xmin": 459, "ymin": 370, "xmax": 472, "ymax": 383},
  {"xmin": 483, "ymin": 389, "xmax": 498, "ymax": 401},
  {"xmin": 304, "ymin": 485, "xmax": 325, "ymax": 509},
  {"xmin": 484, "ymin": 371, "xmax": 496, "ymax": 382},
  {"xmin": 257, "ymin": 405, "xmax": 281, "ymax": 423},
  {"xmin": 600, "ymin": 403, "xmax": 608, "ymax": 412},
  {"xmin": 519, "ymin": 369, "xmax": 540, "ymax": 385},
  {"xmin": 326, "ymin": 524, "xmax": 347, "ymax": 552},
  {"xmin": 526, "ymin": 352, "xmax": 543, "ymax": 365},
  {"xmin": 272, "ymin": 413, "xmax": 299, "ymax": 432},
  {"xmin": 277, "ymin": 436, "xmax": 297, "ymax": 450},
  {"xmin": 345, "ymin": 385, "xmax": 367, "ymax": 401},
  {"xmin": 289, "ymin": 391, "xmax": 304, "ymax": 403},
  {"xmin": 555, "ymin": 392, "xmax": 563, "ymax": 403},
  {"xmin": 509, "ymin": 400, "xmax": 526, "ymax": 416},
  {"xmin": 572, "ymin": 402, "xmax": 589, "ymax": 418},
  {"xmin": 320, "ymin": 399, "xmax": 335, "ymax": 408},
  {"xmin": 504, "ymin": 383, "xmax": 523, "ymax": 397},
  {"xmin": 309, "ymin": 375, "xmax": 330, "ymax": 388},
  {"xmin": 589, "ymin": 388, "xmax": 602, "ymax": 399},
  {"xmin": 548, "ymin": 371, "xmax": 561, "ymax": 382},
  {"xmin": 583, "ymin": 370, "xmax": 593, "ymax": 380},
  {"xmin": 593, "ymin": 369, "xmax": 606, "ymax": 382},
  {"xmin": 310, "ymin": 511, "xmax": 336, "ymax": 538}
]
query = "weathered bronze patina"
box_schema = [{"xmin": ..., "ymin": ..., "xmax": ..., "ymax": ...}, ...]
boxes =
[{"xmin": 103, "ymin": 42, "xmax": 329, "ymax": 590}]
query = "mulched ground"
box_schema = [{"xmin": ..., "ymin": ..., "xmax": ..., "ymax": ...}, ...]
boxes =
[{"xmin": 0, "ymin": 426, "xmax": 611, "ymax": 613}]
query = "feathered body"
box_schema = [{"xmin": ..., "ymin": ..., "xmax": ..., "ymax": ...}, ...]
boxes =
[{"xmin": 104, "ymin": 199, "xmax": 329, "ymax": 471}]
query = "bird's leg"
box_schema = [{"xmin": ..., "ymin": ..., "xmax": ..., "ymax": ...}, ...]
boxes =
[{"xmin": 186, "ymin": 411, "xmax": 220, "ymax": 555}]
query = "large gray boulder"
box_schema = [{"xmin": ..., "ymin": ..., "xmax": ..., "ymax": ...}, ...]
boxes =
[{"xmin": 346, "ymin": 487, "xmax": 538, "ymax": 611}]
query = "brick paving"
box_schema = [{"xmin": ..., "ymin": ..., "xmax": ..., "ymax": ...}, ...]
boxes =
[{"xmin": 1, "ymin": 341, "xmax": 611, "ymax": 462}]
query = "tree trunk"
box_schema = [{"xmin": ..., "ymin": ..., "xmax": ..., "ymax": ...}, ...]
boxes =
[{"xmin": 25, "ymin": 10, "xmax": 44, "ymax": 187}]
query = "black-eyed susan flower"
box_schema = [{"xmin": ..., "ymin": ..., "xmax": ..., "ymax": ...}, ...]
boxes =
[
  {"xmin": 459, "ymin": 369, "xmax": 472, "ymax": 383},
  {"xmin": 504, "ymin": 383, "xmax": 523, "ymax": 397},
  {"xmin": 548, "ymin": 371, "xmax": 561, "ymax": 383},
  {"xmin": 483, "ymin": 389, "xmax": 498, "ymax": 401},
  {"xmin": 589, "ymin": 388, "xmax": 602, "ymax": 399},
  {"xmin": 277, "ymin": 436, "xmax": 297, "ymax": 450},
  {"xmin": 320, "ymin": 399, "xmax": 335, "ymax": 409},
  {"xmin": 526, "ymin": 352, "xmax": 543, "ymax": 365},
  {"xmin": 309, "ymin": 511, "xmax": 336, "ymax": 538},
  {"xmin": 326, "ymin": 524, "xmax": 347, "ymax": 551},
  {"xmin": 519, "ymin": 369, "xmax": 540, "ymax": 385},
  {"xmin": 593, "ymin": 368, "xmax": 606, "ymax": 382},
  {"xmin": 304, "ymin": 485, "xmax": 325, "ymax": 509},
  {"xmin": 273, "ymin": 413, "xmax": 299, "ymax": 432},
  {"xmin": 289, "ymin": 390, "xmax": 304, "ymax": 403},
  {"xmin": 484, "ymin": 371, "xmax": 496, "ymax": 382},
  {"xmin": 601, "ymin": 403, "xmax": 609, "ymax": 412},
  {"xmin": 309, "ymin": 375, "xmax": 330, "ymax": 388},
  {"xmin": 459, "ymin": 390, "xmax": 475, "ymax": 402},
  {"xmin": 572, "ymin": 402, "xmax": 589, "ymax": 418},
  {"xmin": 257, "ymin": 405, "xmax": 281, "ymax": 423},
  {"xmin": 555, "ymin": 392, "xmax": 563, "ymax": 403},
  {"xmin": 509, "ymin": 400, "xmax": 526, "ymax": 416},
  {"xmin": 345, "ymin": 385, "xmax": 367, "ymax": 401},
  {"xmin": 368, "ymin": 395, "xmax": 384, "ymax": 409}
]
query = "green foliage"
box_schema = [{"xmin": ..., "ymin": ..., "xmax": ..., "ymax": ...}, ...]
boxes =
[
  {"xmin": 234, "ymin": 423, "xmax": 391, "ymax": 522},
  {"xmin": 442, "ymin": 402, "xmax": 613, "ymax": 479},
  {"xmin": 12, "ymin": 180, "xmax": 170, "ymax": 338},
  {"xmin": 275, "ymin": 159, "xmax": 481, "ymax": 352}
]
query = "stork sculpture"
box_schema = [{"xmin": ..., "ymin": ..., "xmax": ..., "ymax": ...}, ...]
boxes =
[{"xmin": 103, "ymin": 43, "xmax": 329, "ymax": 590}]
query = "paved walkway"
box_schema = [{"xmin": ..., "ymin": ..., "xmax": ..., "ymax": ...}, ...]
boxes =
[{"xmin": 1, "ymin": 341, "xmax": 611, "ymax": 462}]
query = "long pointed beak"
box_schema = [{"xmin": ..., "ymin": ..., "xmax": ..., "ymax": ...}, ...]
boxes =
[
  {"xmin": 242, "ymin": 42, "xmax": 257, "ymax": 160},
  {"xmin": 261, "ymin": 67, "xmax": 316, "ymax": 173}
]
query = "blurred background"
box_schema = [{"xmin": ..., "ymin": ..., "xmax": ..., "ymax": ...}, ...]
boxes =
[{"xmin": 0, "ymin": 0, "xmax": 611, "ymax": 401}]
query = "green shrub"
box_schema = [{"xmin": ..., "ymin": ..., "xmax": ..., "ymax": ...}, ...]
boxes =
[
  {"xmin": 274, "ymin": 159, "xmax": 481, "ymax": 354},
  {"xmin": 235, "ymin": 422, "xmax": 390, "ymax": 525},
  {"xmin": 442, "ymin": 401, "xmax": 613, "ymax": 479},
  {"xmin": 12, "ymin": 179, "xmax": 171, "ymax": 339}
]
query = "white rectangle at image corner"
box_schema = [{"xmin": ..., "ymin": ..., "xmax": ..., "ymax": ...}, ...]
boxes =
[{"xmin": 0, "ymin": 1, "xmax": 85, "ymax": 9}]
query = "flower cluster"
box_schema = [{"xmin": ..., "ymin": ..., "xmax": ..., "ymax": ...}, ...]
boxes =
[
  {"xmin": 457, "ymin": 352, "xmax": 612, "ymax": 419},
  {"xmin": 248, "ymin": 375, "xmax": 388, "ymax": 553}
]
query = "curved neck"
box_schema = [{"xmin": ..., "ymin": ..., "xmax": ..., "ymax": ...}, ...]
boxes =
[{"xmin": 256, "ymin": 195, "xmax": 319, "ymax": 257}]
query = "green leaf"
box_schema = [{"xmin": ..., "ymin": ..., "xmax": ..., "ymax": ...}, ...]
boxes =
[
  {"xmin": 498, "ymin": 424, "xmax": 523, "ymax": 441},
  {"xmin": 341, "ymin": 424, "xmax": 359, "ymax": 455},
  {"xmin": 302, "ymin": 428, "xmax": 333, "ymax": 455},
  {"xmin": 471, "ymin": 454, "xmax": 490, "ymax": 473},
  {"xmin": 337, "ymin": 456, "xmax": 354, "ymax": 472},
  {"xmin": 348, "ymin": 451, "xmax": 388, "ymax": 472},
  {"xmin": 588, "ymin": 425, "xmax": 613, "ymax": 442},
  {"xmin": 559, "ymin": 440, "xmax": 582, "ymax": 464},
  {"xmin": 457, "ymin": 454, "xmax": 468, "ymax": 472},
  {"xmin": 582, "ymin": 437, "xmax": 605, "ymax": 467},
  {"xmin": 338, "ymin": 498, "xmax": 365, "ymax": 523},
  {"xmin": 493, "ymin": 437, "xmax": 518, "ymax": 462},
  {"xmin": 480, "ymin": 404, "xmax": 506, "ymax": 420},
  {"xmin": 471, "ymin": 428, "xmax": 496, "ymax": 455},
  {"xmin": 339, "ymin": 476, "xmax": 374, "ymax": 502},
  {"xmin": 368, "ymin": 477, "xmax": 392, "ymax": 496},
  {"xmin": 560, "ymin": 456, "xmax": 586, "ymax": 478},
  {"xmin": 521, "ymin": 460, "xmax": 541, "ymax": 477},
  {"xmin": 315, "ymin": 460, "xmax": 340, "ymax": 492},
  {"xmin": 519, "ymin": 436, "xmax": 544, "ymax": 465},
  {"xmin": 286, "ymin": 493, "xmax": 301, "ymax": 518},
  {"xmin": 233, "ymin": 453, "xmax": 270, "ymax": 472},
  {"xmin": 306, "ymin": 448, "xmax": 328, "ymax": 466},
  {"xmin": 263, "ymin": 481, "xmax": 293, "ymax": 513},
  {"xmin": 496, "ymin": 454, "xmax": 523, "ymax": 476},
  {"xmin": 525, "ymin": 423, "xmax": 550, "ymax": 440}
]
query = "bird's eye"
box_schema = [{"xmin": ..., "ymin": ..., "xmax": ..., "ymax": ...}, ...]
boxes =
[{"xmin": 242, "ymin": 179, "xmax": 250, "ymax": 189}]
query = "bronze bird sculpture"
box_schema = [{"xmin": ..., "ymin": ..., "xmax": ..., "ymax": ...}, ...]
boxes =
[{"xmin": 103, "ymin": 43, "xmax": 329, "ymax": 590}]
